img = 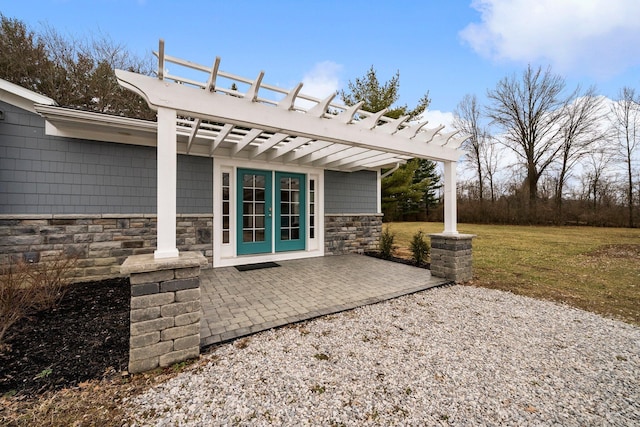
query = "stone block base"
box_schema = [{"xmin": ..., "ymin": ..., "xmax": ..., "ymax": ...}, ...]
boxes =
[
  {"xmin": 429, "ymin": 233, "xmax": 475, "ymax": 283},
  {"xmin": 121, "ymin": 251, "xmax": 207, "ymax": 374}
]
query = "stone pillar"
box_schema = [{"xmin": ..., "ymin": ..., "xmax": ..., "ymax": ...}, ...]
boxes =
[
  {"xmin": 121, "ymin": 251, "xmax": 207, "ymax": 374},
  {"xmin": 429, "ymin": 234, "xmax": 475, "ymax": 283}
]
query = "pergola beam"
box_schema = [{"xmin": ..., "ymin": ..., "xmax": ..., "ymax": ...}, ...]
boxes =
[
  {"xmin": 115, "ymin": 70, "xmax": 464, "ymax": 163},
  {"xmin": 268, "ymin": 137, "xmax": 312, "ymax": 160}
]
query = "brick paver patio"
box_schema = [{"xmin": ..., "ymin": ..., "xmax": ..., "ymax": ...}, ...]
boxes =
[{"xmin": 200, "ymin": 254, "xmax": 449, "ymax": 347}]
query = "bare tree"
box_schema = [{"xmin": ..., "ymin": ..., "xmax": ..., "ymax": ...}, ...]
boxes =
[
  {"xmin": 582, "ymin": 147, "xmax": 615, "ymax": 211},
  {"xmin": 610, "ymin": 87, "xmax": 640, "ymax": 227},
  {"xmin": 554, "ymin": 86, "xmax": 606, "ymax": 219},
  {"xmin": 482, "ymin": 135, "xmax": 502, "ymax": 203},
  {"xmin": 486, "ymin": 65, "xmax": 568, "ymax": 220},
  {"xmin": 0, "ymin": 15, "xmax": 154, "ymax": 120},
  {"xmin": 453, "ymin": 94, "xmax": 492, "ymax": 203}
]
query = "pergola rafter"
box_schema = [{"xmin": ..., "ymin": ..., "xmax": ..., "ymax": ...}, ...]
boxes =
[{"xmin": 114, "ymin": 40, "xmax": 466, "ymax": 259}]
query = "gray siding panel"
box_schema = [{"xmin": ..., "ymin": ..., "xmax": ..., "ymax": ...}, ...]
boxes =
[
  {"xmin": 0, "ymin": 101, "xmax": 213, "ymax": 214},
  {"xmin": 324, "ymin": 170, "xmax": 377, "ymax": 213}
]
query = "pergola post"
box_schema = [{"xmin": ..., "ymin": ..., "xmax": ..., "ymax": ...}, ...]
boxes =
[
  {"xmin": 443, "ymin": 160, "xmax": 458, "ymax": 235},
  {"xmin": 430, "ymin": 160, "xmax": 475, "ymax": 283},
  {"xmin": 155, "ymin": 106, "xmax": 179, "ymax": 259}
]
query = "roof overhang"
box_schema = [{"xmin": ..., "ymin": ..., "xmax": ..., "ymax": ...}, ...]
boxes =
[{"xmin": 0, "ymin": 78, "xmax": 56, "ymax": 114}]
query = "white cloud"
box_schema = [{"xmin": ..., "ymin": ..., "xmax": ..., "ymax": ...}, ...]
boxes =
[
  {"xmin": 416, "ymin": 109, "xmax": 456, "ymax": 132},
  {"xmin": 295, "ymin": 61, "xmax": 342, "ymax": 110},
  {"xmin": 460, "ymin": 0, "xmax": 640, "ymax": 76}
]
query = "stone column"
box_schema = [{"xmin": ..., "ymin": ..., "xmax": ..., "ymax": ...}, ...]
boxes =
[
  {"xmin": 429, "ymin": 233, "xmax": 475, "ymax": 283},
  {"xmin": 121, "ymin": 251, "xmax": 207, "ymax": 374}
]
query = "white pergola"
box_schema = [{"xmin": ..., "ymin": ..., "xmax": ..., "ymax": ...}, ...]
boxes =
[{"xmin": 115, "ymin": 40, "xmax": 466, "ymax": 259}]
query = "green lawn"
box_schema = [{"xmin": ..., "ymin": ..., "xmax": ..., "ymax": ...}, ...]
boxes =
[{"xmin": 386, "ymin": 222, "xmax": 640, "ymax": 326}]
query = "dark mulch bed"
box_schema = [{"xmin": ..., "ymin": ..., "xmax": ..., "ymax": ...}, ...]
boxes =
[
  {"xmin": 0, "ymin": 278, "xmax": 130, "ymax": 397},
  {"xmin": 364, "ymin": 251, "xmax": 430, "ymax": 269}
]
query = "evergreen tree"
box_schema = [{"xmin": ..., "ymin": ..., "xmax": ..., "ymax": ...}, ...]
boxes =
[{"xmin": 340, "ymin": 66, "xmax": 440, "ymax": 220}]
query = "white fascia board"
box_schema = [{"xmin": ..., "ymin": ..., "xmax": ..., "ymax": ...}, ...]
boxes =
[
  {"xmin": 0, "ymin": 79, "xmax": 56, "ymax": 114},
  {"xmin": 115, "ymin": 70, "xmax": 464, "ymax": 163}
]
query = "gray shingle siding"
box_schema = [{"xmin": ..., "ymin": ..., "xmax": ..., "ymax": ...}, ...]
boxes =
[
  {"xmin": 0, "ymin": 101, "xmax": 212, "ymax": 214},
  {"xmin": 324, "ymin": 170, "xmax": 378, "ymax": 213}
]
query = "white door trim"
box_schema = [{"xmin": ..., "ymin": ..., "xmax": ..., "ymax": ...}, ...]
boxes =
[{"xmin": 212, "ymin": 157, "xmax": 325, "ymax": 267}]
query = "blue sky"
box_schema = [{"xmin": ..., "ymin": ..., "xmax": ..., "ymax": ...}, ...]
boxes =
[{"xmin": 3, "ymin": 0, "xmax": 640, "ymax": 127}]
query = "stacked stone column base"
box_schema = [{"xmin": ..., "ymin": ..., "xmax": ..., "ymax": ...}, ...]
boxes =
[
  {"xmin": 121, "ymin": 251, "xmax": 207, "ymax": 374},
  {"xmin": 429, "ymin": 233, "xmax": 475, "ymax": 283}
]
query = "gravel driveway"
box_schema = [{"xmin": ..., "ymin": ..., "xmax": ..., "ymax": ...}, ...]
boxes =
[{"xmin": 125, "ymin": 285, "xmax": 640, "ymax": 426}]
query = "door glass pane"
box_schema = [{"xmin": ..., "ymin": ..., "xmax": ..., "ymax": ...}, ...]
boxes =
[
  {"xmin": 309, "ymin": 178, "xmax": 315, "ymax": 239},
  {"xmin": 222, "ymin": 172, "xmax": 231, "ymax": 244},
  {"xmin": 241, "ymin": 172, "xmax": 268, "ymax": 245},
  {"xmin": 279, "ymin": 176, "xmax": 301, "ymax": 242}
]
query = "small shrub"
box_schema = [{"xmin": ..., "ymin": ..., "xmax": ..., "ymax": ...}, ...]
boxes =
[
  {"xmin": 0, "ymin": 261, "xmax": 36, "ymax": 347},
  {"xmin": 0, "ymin": 253, "xmax": 77, "ymax": 346},
  {"xmin": 27, "ymin": 253, "xmax": 77, "ymax": 310},
  {"xmin": 379, "ymin": 227, "xmax": 396, "ymax": 259},
  {"xmin": 409, "ymin": 230, "xmax": 430, "ymax": 266}
]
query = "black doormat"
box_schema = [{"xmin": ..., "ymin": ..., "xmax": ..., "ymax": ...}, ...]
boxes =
[{"xmin": 235, "ymin": 262, "xmax": 280, "ymax": 271}]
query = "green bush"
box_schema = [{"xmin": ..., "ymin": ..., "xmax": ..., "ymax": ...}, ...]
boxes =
[
  {"xmin": 379, "ymin": 228, "xmax": 396, "ymax": 259},
  {"xmin": 409, "ymin": 230, "xmax": 430, "ymax": 266}
]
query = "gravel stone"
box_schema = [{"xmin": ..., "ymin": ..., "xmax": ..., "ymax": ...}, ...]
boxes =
[{"xmin": 125, "ymin": 285, "xmax": 640, "ymax": 426}]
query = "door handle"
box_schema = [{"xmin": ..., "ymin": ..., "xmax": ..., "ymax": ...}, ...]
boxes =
[{"xmin": 268, "ymin": 207, "xmax": 272, "ymax": 218}]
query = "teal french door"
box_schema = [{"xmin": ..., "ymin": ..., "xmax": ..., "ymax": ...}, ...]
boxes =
[
  {"xmin": 236, "ymin": 169, "xmax": 306, "ymax": 255},
  {"xmin": 275, "ymin": 172, "xmax": 306, "ymax": 252},
  {"xmin": 237, "ymin": 169, "xmax": 272, "ymax": 255}
]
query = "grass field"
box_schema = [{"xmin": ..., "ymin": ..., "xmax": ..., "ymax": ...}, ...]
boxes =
[{"xmin": 386, "ymin": 222, "xmax": 640, "ymax": 326}]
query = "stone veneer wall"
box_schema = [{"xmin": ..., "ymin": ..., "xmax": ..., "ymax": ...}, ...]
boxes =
[
  {"xmin": 324, "ymin": 213, "xmax": 383, "ymax": 255},
  {"xmin": 0, "ymin": 214, "xmax": 213, "ymax": 282}
]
